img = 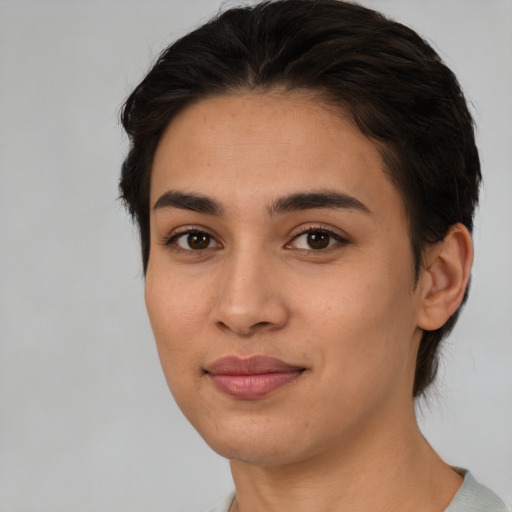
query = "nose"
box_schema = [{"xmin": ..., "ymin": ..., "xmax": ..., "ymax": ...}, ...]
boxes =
[{"xmin": 210, "ymin": 247, "xmax": 290, "ymax": 337}]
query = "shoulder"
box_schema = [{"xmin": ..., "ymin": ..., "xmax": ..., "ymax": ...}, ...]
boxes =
[
  {"xmin": 205, "ymin": 491, "xmax": 235, "ymax": 512},
  {"xmin": 445, "ymin": 470, "xmax": 509, "ymax": 512}
]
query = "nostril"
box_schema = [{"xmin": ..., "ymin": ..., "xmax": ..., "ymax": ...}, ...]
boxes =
[
  {"xmin": 211, "ymin": 283, "xmax": 290, "ymax": 335},
  {"xmin": 214, "ymin": 319, "xmax": 277, "ymax": 336},
  {"xmin": 253, "ymin": 321, "xmax": 271, "ymax": 329}
]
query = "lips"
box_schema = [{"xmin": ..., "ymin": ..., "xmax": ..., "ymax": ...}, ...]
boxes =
[{"xmin": 205, "ymin": 356, "xmax": 305, "ymax": 399}]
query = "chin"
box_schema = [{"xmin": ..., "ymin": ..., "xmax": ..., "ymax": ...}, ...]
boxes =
[
  {"xmin": 210, "ymin": 439, "xmax": 304, "ymax": 467},
  {"xmin": 192, "ymin": 414, "xmax": 322, "ymax": 467}
]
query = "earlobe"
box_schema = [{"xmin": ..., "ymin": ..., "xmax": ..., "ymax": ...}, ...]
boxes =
[{"xmin": 417, "ymin": 223, "xmax": 474, "ymax": 331}]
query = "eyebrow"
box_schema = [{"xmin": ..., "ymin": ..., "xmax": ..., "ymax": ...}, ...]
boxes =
[
  {"xmin": 268, "ymin": 190, "xmax": 371, "ymax": 216},
  {"xmin": 153, "ymin": 189, "xmax": 371, "ymax": 217},
  {"xmin": 154, "ymin": 191, "xmax": 224, "ymax": 215}
]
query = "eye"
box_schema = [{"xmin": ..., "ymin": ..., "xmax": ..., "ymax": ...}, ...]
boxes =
[
  {"xmin": 288, "ymin": 229, "xmax": 345, "ymax": 251},
  {"xmin": 167, "ymin": 230, "xmax": 220, "ymax": 251}
]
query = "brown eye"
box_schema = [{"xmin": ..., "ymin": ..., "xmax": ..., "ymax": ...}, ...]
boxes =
[
  {"xmin": 187, "ymin": 232, "xmax": 211, "ymax": 250},
  {"xmin": 171, "ymin": 230, "xmax": 218, "ymax": 251},
  {"xmin": 290, "ymin": 229, "xmax": 344, "ymax": 251},
  {"xmin": 306, "ymin": 232, "xmax": 331, "ymax": 249}
]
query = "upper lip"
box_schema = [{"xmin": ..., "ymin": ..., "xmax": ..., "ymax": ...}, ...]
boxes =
[{"xmin": 205, "ymin": 355, "xmax": 305, "ymax": 376}]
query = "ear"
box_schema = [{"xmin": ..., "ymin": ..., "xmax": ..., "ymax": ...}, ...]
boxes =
[{"xmin": 416, "ymin": 223, "xmax": 474, "ymax": 331}]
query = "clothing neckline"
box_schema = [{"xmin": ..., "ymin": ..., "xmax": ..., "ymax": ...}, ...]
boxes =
[{"xmin": 209, "ymin": 469, "xmax": 508, "ymax": 512}]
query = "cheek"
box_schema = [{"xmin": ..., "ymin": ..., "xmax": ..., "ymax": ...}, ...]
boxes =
[
  {"xmin": 144, "ymin": 266, "xmax": 209, "ymax": 383},
  {"xmin": 296, "ymin": 259, "xmax": 417, "ymax": 381},
  {"xmin": 298, "ymin": 260, "xmax": 413, "ymax": 332},
  {"xmin": 144, "ymin": 275, "xmax": 206, "ymax": 420},
  {"xmin": 145, "ymin": 262, "xmax": 209, "ymax": 334}
]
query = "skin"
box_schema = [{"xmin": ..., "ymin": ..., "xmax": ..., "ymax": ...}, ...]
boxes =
[{"xmin": 146, "ymin": 92, "xmax": 472, "ymax": 512}]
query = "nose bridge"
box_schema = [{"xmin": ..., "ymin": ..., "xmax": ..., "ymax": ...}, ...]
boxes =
[{"xmin": 211, "ymin": 239, "xmax": 288, "ymax": 335}]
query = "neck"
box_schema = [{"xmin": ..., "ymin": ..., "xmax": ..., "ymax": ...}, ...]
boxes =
[{"xmin": 229, "ymin": 401, "xmax": 462, "ymax": 512}]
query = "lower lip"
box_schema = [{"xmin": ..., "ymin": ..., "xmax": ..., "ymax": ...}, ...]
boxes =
[{"xmin": 208, "ymin": 371, "xmax": 303, "ymax": 399}]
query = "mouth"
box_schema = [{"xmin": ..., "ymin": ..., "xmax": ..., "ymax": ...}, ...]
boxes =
[{"xmin": 204, "ymin": 355, "xmax": 306, "ymax": 400}]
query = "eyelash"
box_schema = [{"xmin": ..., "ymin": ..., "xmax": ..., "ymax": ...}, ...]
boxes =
[
  {"xmin": 287, "ymin": 226, "xmax": 348, "ymax": 252},
  {"xmin": 163, "ymin": 227, "xmax": 220, "ymax": 253},
  {"xmin": 162, "ymin": 225, "xmax": 348, "ymax": 254}
]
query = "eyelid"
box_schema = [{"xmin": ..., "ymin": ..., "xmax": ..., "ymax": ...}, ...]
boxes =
[
  {"xmin": 159, "ymin": 223, "xmax": 350, "ymax": 253},
  {"xmin": 161, "ymin": 225, "xmax": 222, "ymax": 250},
  {"xmin": 285, "ymin": 224, "xmax": 350, "ymax": 250}
]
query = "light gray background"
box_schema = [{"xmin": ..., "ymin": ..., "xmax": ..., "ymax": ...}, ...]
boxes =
[{"xmin": 0, "ymin": 1, "xmax": 510, "ymax": 511}]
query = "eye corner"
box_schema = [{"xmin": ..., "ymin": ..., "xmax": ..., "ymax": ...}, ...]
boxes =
[
  {"xmin": 286, "ymin": 225, "xmax": 350, "ymax": 252},
  {"xmin": 160, "ymin": 226, "xmax": 223, "ymax": 254}
]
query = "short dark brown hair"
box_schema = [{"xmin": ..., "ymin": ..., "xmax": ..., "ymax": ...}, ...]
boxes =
[{"xmin": 120, "ymin": 0, "xmax": 481, "ymax": 397}]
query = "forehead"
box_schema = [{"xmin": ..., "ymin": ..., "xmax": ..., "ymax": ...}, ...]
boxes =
[{"xmin": 151, "ymin": 92, "xmax": 405, "ymax": 220}]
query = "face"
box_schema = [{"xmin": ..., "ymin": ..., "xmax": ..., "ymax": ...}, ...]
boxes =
[{"xmin": 146, "ymin": 92, "xmax": 425, "ymax": 466}]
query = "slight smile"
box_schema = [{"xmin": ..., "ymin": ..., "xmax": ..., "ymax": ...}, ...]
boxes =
[{"xmin": 205, "ymin": 356, "xmax": 306, "ymax": 400}]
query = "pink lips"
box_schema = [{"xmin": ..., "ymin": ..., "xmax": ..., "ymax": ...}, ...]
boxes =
[{"xmin": 205, "ymin": 356, "xmax": 305, "ymax": 399}]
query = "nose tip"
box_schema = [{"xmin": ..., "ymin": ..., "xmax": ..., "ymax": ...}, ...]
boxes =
[
  {"xmin": 215, "ymin": 315, "xmax": 280, "ymax": 337},
  {"xmin": 210, "ymin": 258, "xmax": 290, "ymax": 337}
]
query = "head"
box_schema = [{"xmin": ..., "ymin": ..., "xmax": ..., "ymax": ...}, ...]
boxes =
[{"xmin": 120, "ymin": 0, "xmax": 480, "ymax": 398}]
